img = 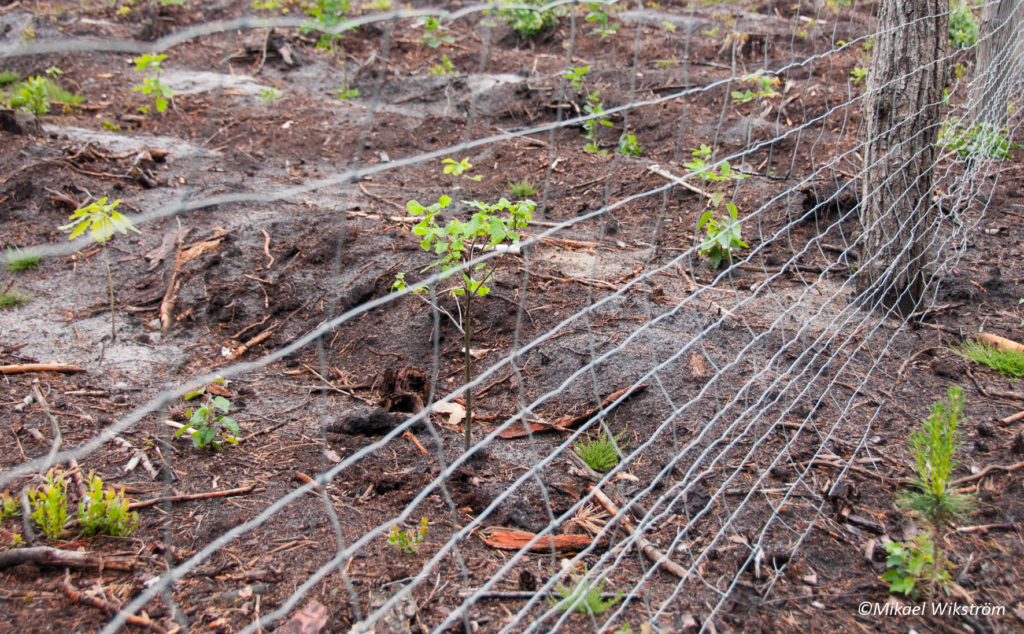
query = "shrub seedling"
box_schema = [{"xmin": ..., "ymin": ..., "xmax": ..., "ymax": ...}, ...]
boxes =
[
  {"xmin": 895, "ymin": 385, "xmax": 974, "ymax": 597},
  {"xmin": 683, "ymin": 145, "xmax": 746, "ymax": 182},
  {"xmin": 418, "ymin": 16, "xmax": 454, "ymax": 48},
  {"xmin": 428, "ymin": 54, "xmax": 456, "ymax": 76},
  {"xmin": 574, "ymin": 428, "xmax": 628, "ymax": 473},
  {"xmin": 256, "ymin": 87, "xmax": 282, "ymax": 102},
  {"xmin": 949, "ymin": 0, "xmax": 979, "ymax": 49},
  {"xmin": 332, "ymin": 84, "xmax": 360, "ymax": 100},
  {"xmin": 499, "ymin": 0, "xmax": 564, "ymax": 39},
  {"xmin": 304, "ymin": 0, "xmax": 352, "ymax": 51},
  {"xmin": 730, "ymin": 69, "xmax": 780, "ymax": 104},
  {"xmin": 1, "ymin": 490, "xmax": 21, "ymax": 520},
  {"xmin": 618, "ymin": 131, "xmax": 642, "ymax": 157},
  {"xmin": 442, "ymin": 157, "xmax": 481, "ymax": 181},
  {"xmin": 585, "ymin": 3, "xmax": 619, "ymax": 39},
  {"xmin": 698, "ymin": 202, "xmax": 748, "ymax": 269},
  {"xmin": 563, "ymin": 66, "xmax": 589, "ymax": 92},
  {"xmin": 387, "ymin": 517, "xmax": 429, "ymax": 553},
  {"xmin": 78, "ymin": 473, "xmax": 139, "ymax": 537},
  {"xmin": 394, "ymin": 196, "xmax": 533, "ymax": 450},
  {"xmin": 179, "ymin": 382, "xmax": 240, "ymax": 450},
  {"xmin": 132, "ymin": 53, "xmax": 173, "ymax": 113},
  {"xmin": 849, "ymin": 66, "xmax": 867, "ymax": 83},
  {"xmin": 548, "ymin": 569, "xmax": 622, "ymax": 615},
  {"xmin": 882, "ymin": 532, "xmax": 947, "ymax": 598},
  {"xmin": 28, "ymin": 469, "xmax": 68, "ymax": 541},
  {"xmin": 60, "ymin": 197, "xmax": 140, "ymax": 341},
  {"xmin": 582, "ymin": 91, "xmax": 612, "ymax": 154},
  {"xmin": 938, "ymin": 122, "xmax": 1014, "ymax": 159}
]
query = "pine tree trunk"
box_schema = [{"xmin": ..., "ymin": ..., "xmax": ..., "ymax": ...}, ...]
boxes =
[{"xmin": 858, "ymin": 0, "xmax": 948, "ymax": 316}]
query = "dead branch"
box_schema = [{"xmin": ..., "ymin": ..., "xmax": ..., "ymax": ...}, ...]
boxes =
[
  {"xmin": 0, "ymin": 546, "xmax": 138, "ymax": 571},
  {"xmin": 950, "ymin": 462, "xmax": 1024, "ymax": 486},
  {"xmin": 589, "ymin": 486, "xmax": 687, "ymax": 579},
  {"xmin": 62, "ymin": 571, "xmax": 167, "ymax": 633},
  {"xmin": 159, "ymin": 218, "xmax": 185, "ymax": 333},
  {"xmin": 128, "ymin": 484, "xmax": 263, "ymax": 510}
]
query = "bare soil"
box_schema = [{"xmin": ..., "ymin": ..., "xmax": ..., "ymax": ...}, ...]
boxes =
[{"xmin": 1, "ymin": 1, "xmax": 1023, "ymax": 633}]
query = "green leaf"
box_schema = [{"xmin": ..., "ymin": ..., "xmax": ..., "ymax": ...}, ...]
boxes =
[
  {"xmin": 155, "ymin": 97, "xmax": 168, "ymax": 112},
  {"xmin": 212, "ymin": 396, "xmax": 231, "ymax": 413}
]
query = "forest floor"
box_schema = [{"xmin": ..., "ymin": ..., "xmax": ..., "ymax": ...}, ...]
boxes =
[{"xmin": 1, "ymin": 0, "xmax": 1024, "ymax": 632}]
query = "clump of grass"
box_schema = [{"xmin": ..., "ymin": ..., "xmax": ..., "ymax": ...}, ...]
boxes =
[
  {"xmin": 0, "ymin": 71, "xmax": 20, "ymax": 86},
  {"xmin": 5, "ymin": 248, "xmax": 41, "ymax": 271},
  {"xmin": 0, "ymin": 289, "xmax": 30, "ymax": 309},
  {"xmin": 574, "ymin": 428, "xmax": 628, "ymax": 473},
  {"xmin": 507, "ymin": 179, "xmax": 538, "ymax": 198},
  {"xmin": 956, "ymin": 339, "xmax": 1024, "ymax": 379},
  {"xmin": 548, "ymin": 568, "xmax": 622, "ymax": 615}
]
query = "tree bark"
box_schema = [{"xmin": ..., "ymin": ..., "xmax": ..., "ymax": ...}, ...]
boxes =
[{"xmin": 858, "ymin": 0, "xmax": 948, "ymax": 316}]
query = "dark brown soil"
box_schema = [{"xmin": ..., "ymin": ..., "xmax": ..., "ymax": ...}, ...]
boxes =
[{"xmin": 1, "ymin": 1, "xmax": 1023, "ymax": 633}]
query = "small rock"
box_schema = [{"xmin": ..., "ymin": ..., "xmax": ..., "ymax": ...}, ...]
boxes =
[
  {"xmin": 802, "ymin": 570, "xmax": 818, "ymax": 586},
  {"xmin": 0, "ymin": 109, "xmax": 42, "ymax": 136}
]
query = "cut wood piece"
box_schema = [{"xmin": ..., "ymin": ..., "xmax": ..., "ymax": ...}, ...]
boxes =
[
  {"xmin": 479, "ymin": 528, "xmax": 595, "ymax": 552},
  {"xmin": 0, "ymin": 363, "xmax": 84, "ymax": 375},
  {"xmin": 977, "ymin": 332, "xmax": 1024, "ymax": 353},
  {"xmin": 0, "ymin": 546, "xmax": 138, "ymax": 571}
]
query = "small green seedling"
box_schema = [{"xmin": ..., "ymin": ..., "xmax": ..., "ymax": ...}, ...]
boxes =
[
  {"xmin": 574, "ymin": 428, "xmax": 628, "ymax": 473},
  {"xmin": 563, "ymin": 66, "xmax": 589, "ymax": 91},
  {"xmin": 441, "ymin": 157, "xmax": 481, "ymax": 181},
  {"xmin": 585, "ymin": 3, "xmax": 619, "ymax": 39},
  {"xmin": 78, "ymin": 473, "xmax": 139, "ymax": 537},
  {"xmin": 60, "ymin": 197, "xmax": 140, "ymax": 341},
  {"xmin": 428, "ymin": 54, "xmax": 456, "ymax": 76},
  {"xmin": 14, "ymin": 76, "xmax": 51, "ymax": 114},
  {"xmin": 332, "ymin": 84, "xmax": 360, "ymax": 100},
  {"xmin": 882, "ymin": 532, "xmax": 946, "ymax": 598},
  {"xmin": 548, "ymin": 569, "xmax": 622, "ymax": 615},
  {"xmin": 256, "ymin": 87, "xmax": 282, "ymax": 102},
  {"xmin": 418, "ymin": 16, "xmax": 454, "ymax": 48},
  {"xmin": 849, "ymin": 67, "xmax": 867, "ymax": 83},
  {"xmin": 507, "ymin": 179, "xmax": 538, "ymax": 198},
  {"xmin": 618, "ymin": 131, "xmax": 642, "ymax": 157},
  {"xmin": 28, "ymin": 469, "xmax": 68, "ymax": 541},
  {"xmin": 698, "ymin": 202, "xmax": 748, "ymax": 269},
  {"xmin": 939, "ymin": 122, "xmax": 1014, "ymax": 159},
  {"xmin": 387, "ymin": 517, "xmax": 429, "ymax": 553},
  {"xmin": 0, "ymin": 71, "xmax": 19, "ymax": 86},
  {"xmin": 179, "ymin": 382, "xmax": 240, "ymax": 450},
  {"xmin": 949, "ymin": 0, "xmax": 979, "ymax": 49},
  {"xmin": 132, "ymin": 53, "xmax": 173, "ymax": 113},
  {"xmin": 582, "ymin": 91, "xmax": 612, "ymax": 154},
  {"xmin": 394, "ymin": 196, "xmax": 533, "ymax": 450},
  {"xmin": 896, "ymin": 385, "xmax": 974, "ymax": 597},
  {"xmin": 304, "ymin": 0, "xmax": 352, "ymax": 50},
  {"xmin": 1, "ymin": 490, "xmax": 21, "ymax": 520},
  {"xmin": 499, "ymin": 0, "xmax": 564, "ymax": 39},
  {"xmin": 684, "ymin": 145, "xmax": 746, "ymax": 182},
  {"xmin": 730, "ymin": 69, "xmax": 780, "ymax": 104},
  {"xmin": 956, "ymin": 339, "xmax": 1024, "ymax": 378}
]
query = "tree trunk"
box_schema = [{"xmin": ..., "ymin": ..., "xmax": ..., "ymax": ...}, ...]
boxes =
[
  {"xmin": 974, "ymin": 0, "xmax": 1024, "ymax": 126},
  {"xmin": 858, "ymin": 0, "xmax": 948, "ymax": 316}
]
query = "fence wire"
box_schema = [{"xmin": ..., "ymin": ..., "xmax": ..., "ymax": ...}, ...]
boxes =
[{"xmin": 1, "ymin": 0, "xmax": 1022, "ymax": 632}]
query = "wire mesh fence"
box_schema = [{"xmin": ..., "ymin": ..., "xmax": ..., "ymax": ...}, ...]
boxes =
[{"xmin": 1, "ymin": 0, "xmax": 1022, "ymax": 632}]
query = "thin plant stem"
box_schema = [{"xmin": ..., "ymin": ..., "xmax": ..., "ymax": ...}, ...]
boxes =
[
  {"xmin": 102, "ymin": 242, "xmax": 115, "ymax": 341},
  {"xmin": 463, "ymin": 283, "xmax": 473, "ymax": 451}
]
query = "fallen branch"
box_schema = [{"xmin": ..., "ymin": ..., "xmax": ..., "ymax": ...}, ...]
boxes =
[
  {"xmin": 589, "ymin": 486, "xmax": 687, "ymax": 579},
  {"xmin": 950, "ymin": 462, "xmax": 1024, "ymax": 486},
  {"xmin": 224, "ymin": 327, "xmax": 276, "ymax": 361},
  {"xmin": 0, "ymin": 546, "xmax": 138, "ymax": 571},
  {"xmin": 128, "ymin": 484, "xmax": 263, "ymax": 510},
  {"xmin": 648, "ymin": 164, "xmax": 711, "ymax": 199},
  {"xmin": 998, "ymin": 409, "xmax": 1024, "ymax": 426},
  {"xmin": 0, "ymin": 363, "xmax": 84, "ymax": 375},
  {"xmin": 62, "ymin": 572, "xmax": 168, "ymax": 633}
]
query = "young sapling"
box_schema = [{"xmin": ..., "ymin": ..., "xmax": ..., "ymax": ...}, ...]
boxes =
[
  {"xmin": 394, "ymin": 195, "xmax": 533, "ymax": 450},
  {"xmin": 60, "ymin": 197, "xmax": 140, "ymax": 340}
]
